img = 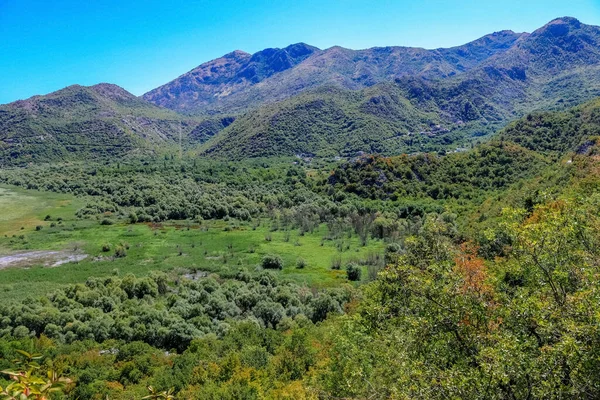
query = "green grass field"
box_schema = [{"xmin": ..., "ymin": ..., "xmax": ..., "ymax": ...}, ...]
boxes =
[
  {"xmin": 0, "ymin": 185, "xmax": 384, "ymax": 302},
  {"xmin": 0, "ymin": 185, "xmax": 83, "ymax": 238}
]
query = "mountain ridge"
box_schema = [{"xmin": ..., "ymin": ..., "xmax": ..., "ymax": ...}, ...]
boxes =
[{"xmin": 142, "ymin": 30, "xmax": 527, "ymax": 114}]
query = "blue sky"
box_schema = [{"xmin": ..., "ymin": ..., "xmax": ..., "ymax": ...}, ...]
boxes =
[{"xmin": 1, "ymin": 0, "xmax": 599, "ymax": 104}]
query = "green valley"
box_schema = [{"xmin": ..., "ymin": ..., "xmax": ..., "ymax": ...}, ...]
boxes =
[{"xmin": 2, "ymin": 12, "xmax": 600, "ymax": 400}]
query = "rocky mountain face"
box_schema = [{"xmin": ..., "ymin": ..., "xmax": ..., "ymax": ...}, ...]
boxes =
[
  {"xmin": 142, "ymin": 43, "xmax": 320, "ymax": 113},
  {"xmin": 143, "ymin": 33, "xmax": 527, "ymax": 114}
]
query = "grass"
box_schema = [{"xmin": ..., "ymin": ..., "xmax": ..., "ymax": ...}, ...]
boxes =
[
  {"xmin": 0, "ymin": 185, "xmax": 384, "ymax": 302},
  {"xmin": 0, "ymin": 185, "xmax": 84, "ymax": 239}
]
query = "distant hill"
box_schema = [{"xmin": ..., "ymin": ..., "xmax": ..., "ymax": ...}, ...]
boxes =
[
  {"xmin": 499, "ymin": 97, "xmax": 600, "ymax": 154},
  {"xmin": 326, "ymin": 96, "xmax": 600, "ymax": 204},
  {"xmin": 198, "ymin": 83, "xmax": 483, "ymax": 159},
  {"xmin": 0, "ymin": 84, "xmax": 205, "ymax": 165}
]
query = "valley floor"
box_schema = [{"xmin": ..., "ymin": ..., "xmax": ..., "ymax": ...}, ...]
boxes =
[{"xmin": 0, "ymin": 185, "xmax": 383, "ymax": 302}]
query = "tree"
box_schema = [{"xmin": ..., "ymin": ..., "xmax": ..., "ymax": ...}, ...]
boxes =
[{"xmin": 0, "ymin": 350, "xmax": 72, "ymax": 399}]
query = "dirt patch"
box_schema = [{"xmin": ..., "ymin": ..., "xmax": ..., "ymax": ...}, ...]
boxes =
[{"xmin": 0, "ymin": 250, "xmax": 88, "ymax": 270}]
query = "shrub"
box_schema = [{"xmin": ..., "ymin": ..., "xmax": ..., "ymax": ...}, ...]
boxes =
[
  {"xmin": 35, "ymin": 225, "xmax": 43, "ymax": 231},
  {"xmin": 262, "ymin": 254, "xmax": 283, "ymax": 270},
  {"xmin": 102, "ymin": 244, "xmax": 111, "ymax": 252},
  {"xmin": 346, "ymin": 263, "xmax": 362, "ymax": 281},
  {"xmin": 100, "ymin": 218, "xmax": 114, "ymax": 226},
  {"xmin": 331, "ymin": 256, "xmax": 342, "ymax": 270},
  {"xmin": 296, "ymin": 258, "xmax": 307, "ymax": 269},
  {"xmin": 114, "ymin": 246, "xmax": 127, "ymax": 258}
]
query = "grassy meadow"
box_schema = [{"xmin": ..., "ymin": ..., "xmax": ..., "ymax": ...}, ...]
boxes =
[{"xmin": 0, "ymin": 184, "xmax": 384, "ymax": 302}]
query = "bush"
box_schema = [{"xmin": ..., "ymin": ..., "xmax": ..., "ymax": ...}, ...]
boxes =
[
  {"xmin": 114, "ymin": 246, "xmax": 127, "ymax": 258},
  {"xmin": 296, "ymin": 258, "xmax": 307, "ymax": 269},
  {"xmin": 35, "ymin": 225, "xmax": 43, "ymax": 231},
  {"xmin": 331, "ymin": 256, "xmax": 342, "ymax": 270},
  {"xmin": 100, "ymin": 218, "xmax": 114, "ymax": 226},
  {"xmin": 102, "ymin": 244, "xmax": 111, "ymax": 252},
  {"xmin": 346, "ymin": 263, "xmax": 362, "ymax": 281},
  {"xmin": 262, "ymin": 254, "xmax": 283, "ymax": 270}
]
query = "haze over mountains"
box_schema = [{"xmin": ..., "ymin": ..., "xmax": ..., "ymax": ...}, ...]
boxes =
[{"xmin": 2, "ymin": 17, "xmax": 600, "ymax": 163}]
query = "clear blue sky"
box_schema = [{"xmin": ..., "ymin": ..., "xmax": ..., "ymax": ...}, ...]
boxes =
[{"xmin": 1, "ymin": 0, "xmax": 599, "ymax": 104}]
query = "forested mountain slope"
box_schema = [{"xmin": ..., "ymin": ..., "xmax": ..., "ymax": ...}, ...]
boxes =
[
  {"xmin": 0, "ymin": 84, "xmax": 206, "ymax": 165},
  {"xmin": 2, "ymin": 18, "xmax": 600, "ymax": 164}
]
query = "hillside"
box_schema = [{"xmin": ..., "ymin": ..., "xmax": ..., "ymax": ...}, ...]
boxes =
[
  {"xmin": 194, "ymin": 17, "xmax": 600, "ymax": 158},
  {"xmin": 198, "ymin": 83, "xmax": 484, "ymax": 159},
  {"xmin": 324, "ymin": 96, "xmax": 600, "ymax": 208},
  {"xmin": 0, "ymin": 84, "xmax": 204, "ymax": 165},
  {"xmin": 3, "ymin": 18, "xmax": 600, "ymax": 164},
  {"xmin": 499, "ymin": 97, "xmax": 600, "ymax": 154}
]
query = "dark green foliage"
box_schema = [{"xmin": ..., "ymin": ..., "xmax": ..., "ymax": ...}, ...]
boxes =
[
  {"xmin": 0, "ymin": 84, "xmax": 206, "ymax": 165},
  {"xmin": 261, "ymin": 254, "xmax": 283, "ymax": 270},
  {"xmin": 346, "ymin": 263, "xmax": 361, "ymax": 281},
  {"xmin": 0, "ymin": 273, "xmax": 347, "ymax": 352},
  {"xmin": 500, "ymin": 98, "xmax": 600, "ymax": 154},
  {"xmin": 328, "ymin": 142, "xmax": 548, "ymax": 202}
]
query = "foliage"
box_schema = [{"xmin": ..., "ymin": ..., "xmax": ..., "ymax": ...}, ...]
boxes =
[
  {"xmin": 345, "ymin": 263, "xmax": 361, "ymax": 281},
  {"xmin": 261, "ymin": 254, "xmax": 284, "ymax": 270}
]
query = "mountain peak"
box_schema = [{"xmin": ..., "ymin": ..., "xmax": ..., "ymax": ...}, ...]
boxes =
[
  {"xmin": 223, "ymin": 50, "xmax": 251, "ymax": 59},
  {"xmin": 547, "ymin": 16, "xmax": 582, "ymax": 26},
  {"xmin": 283, "ymin": 42, "xmax": 321, "ymax": 56},
  {"xmin": 90, "ymin": 83, "xmax": 137, "ymax": 101},
  {"xmin": 535, "ymin": 16, "xmax": 583, "ymax": 37}
]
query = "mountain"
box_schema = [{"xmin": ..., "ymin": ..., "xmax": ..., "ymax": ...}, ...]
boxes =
[
  {"xmin": 499, "ymin": 97, "xmax": 600, "ymax": 154},
  {"xmin": 143, "ymin": 33, "xmax": 524, "ymax": 114},
  {"xmin": 326, "ymin": 95, "xmax": 600, "ymax": 205},
  {"xmin": 3, "ymin": 17, "xmax": 600, "ymax": 164},
  {"xmin": 198, "ymin": 17, "xmax": 600, "ymax": 158},
  {"xmin": 198, "ymin": 83, "xmax": 483, "ymax": 159},
  {"xmin": 0, "ymin": 84, "xmax": 203, "ymax": 165},
  {"xmin": 146, "ymin": 18, "xmax": 600, "ymax": 118},
  {"xmin": 142, "ymin": 43, "xmax": 320, "ymax": 113}
]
